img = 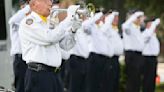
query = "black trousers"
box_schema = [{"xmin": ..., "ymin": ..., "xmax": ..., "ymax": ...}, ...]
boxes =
[
  {"xmin": 60, "ymin": 59, "xmax": 70, "ymax": 90},
  {"xmin": 87, "ymin": 52, "xmax": 114, "ymax": 92},
  {"xmin": 68, "ymin": 55, "xmax": 88, "ymax": 92},
  {"xmin": 125, "ymin": 51, "xmax": 144, "ymax": 92},
  {"xmin": 60, "ymin": 60, "xmax": 66, "ymax": 81},
  {"xmin": 25, "ymin": 66, "xmax": 64, "ymax": 92},
  {"xmin": 142, "ymin": 56, "xmax": 157, "ymax": 92},
  {"xmin": 111, "ymin": 56, "xmax": 120, "ymax": 92},
  {"xmin": 13, "ymin": 54, "xmax": 27, "ymax": 92}
]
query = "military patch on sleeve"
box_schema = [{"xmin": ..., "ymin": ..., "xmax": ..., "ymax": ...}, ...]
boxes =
[{"xmin": 26, "ymin": 18, "xmax": 33, "ymax": 25}]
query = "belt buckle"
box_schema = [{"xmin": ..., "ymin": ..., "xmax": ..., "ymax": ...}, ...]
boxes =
[
  {"xmin": 54, "ymin": 67, "xmax": 61, "ymax": 73},
  {"xmin": 36, "ymin": 64, "xmax": 43, "ymax": 72},
  {"xmin": 29, "ymin": 64, "xmax": 42, "ymax": 72}
]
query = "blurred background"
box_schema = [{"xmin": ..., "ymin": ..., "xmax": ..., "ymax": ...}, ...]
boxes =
[{"xmin": 0, "ymin": 0, "xmax": 164, "ymax": 91}]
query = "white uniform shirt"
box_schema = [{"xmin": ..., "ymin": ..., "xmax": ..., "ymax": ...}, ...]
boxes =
[
  {"xmin": 142, "ymin": 34, "xmax": 160, "ymax": 56},
  {"xmin": 122, "ymin": 19, "xmax": 144, "ymax": 52},
  {"xmin": 142, "ymin": 22, "xmax": 160, "ymax": 56},
  {"xmin": 88, "ymin": 24, "xmax": 114, "ymax": 57},
  {"xmin": 70, "ymin": 27, "xmax": 90, "ymax": 59},
  {"xmin": 103, "ymin": 27, "xmax": 123, "ymax": 56},
  {"xmin": 8, "ymin": 5, "xmax": 30, "ymax": 56},
  {"xmin": 19, "ymin": 11, "xmax": 74, "ymax": 67},
  {"xmin": 102, "ymin": 13, "xmax": 123, "ymax": 56},
  {"xmin": 61, "ymin": 49, "xmax": 71, "ymax": 60},
  {"xmin": 82, "ymin": 12, "xmax": 114, "ymax": 57}
]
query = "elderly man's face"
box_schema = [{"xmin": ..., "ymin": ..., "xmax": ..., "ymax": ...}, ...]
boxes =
[{"xmin": 32, "ymin": 0, "xmax": 52, "ymax": 17}]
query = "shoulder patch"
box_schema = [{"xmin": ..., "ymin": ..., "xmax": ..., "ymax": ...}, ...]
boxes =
[{"xmin": 26, "ymin": 18, "xmax": 33, "ymax": 25}]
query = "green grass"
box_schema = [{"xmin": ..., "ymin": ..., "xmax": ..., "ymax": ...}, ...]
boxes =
[{"xmin": 156, "ymin": 83, "xmax": 164, "ymax": 92}]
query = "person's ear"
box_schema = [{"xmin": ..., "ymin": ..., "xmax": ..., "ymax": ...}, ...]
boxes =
[{"xmin": 29, "ymin": 0, "xmax": 34, "ymax": 9}]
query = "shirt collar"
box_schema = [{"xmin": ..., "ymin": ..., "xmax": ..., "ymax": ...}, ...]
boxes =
[
  {"xmin": 132, "ymin": 23, "xmax": 140, "ymax": 29},
  {"xmin": 112, "ymin": 25, "xmax": 118, "ymax": 30},
  {"xmin": 39, "ymin": 15, "xmax": 47, "ymax": 23},
  {"xmin": 31, "ymin": 11, "xmax": 47, "ymax": 23}
]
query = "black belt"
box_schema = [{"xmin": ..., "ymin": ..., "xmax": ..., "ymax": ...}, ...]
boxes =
[
  {"xmin": 90, "ymin": 52, "xmax": 110, "ymax": 59},
  {"xmin": 71, "ymin": 55, "xmax": 87, "ymax": 60},
  {"xmin": 112, "ymin": 55, "xmax": 119, "ymax": 59},
  {"xmin": 27, "ymin": 62, "xmax": 61, "ymax": 72},
  {"xmin": 15, "ymin": 54, "xmax": 22, "ymax": 58},
  {"xmin": 125, "ymin": 51, "xmax": 142, "ymax": 54}
]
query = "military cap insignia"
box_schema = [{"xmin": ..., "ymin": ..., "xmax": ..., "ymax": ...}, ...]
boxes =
[{"xmin": 26, "ymin": 18, "xmax": 33, "ymax": 25}]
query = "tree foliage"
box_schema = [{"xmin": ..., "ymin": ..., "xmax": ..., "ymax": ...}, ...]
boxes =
[{"xmin": 86, "ymin": 0, "xmax": 164, "ymax": 54}]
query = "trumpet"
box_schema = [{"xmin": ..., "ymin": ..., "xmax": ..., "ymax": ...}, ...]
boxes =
[
  {"xmin": 49, "ymin": 4, "xmax": 95, "ymax": 29},
  {"xmin": 50, "ymin": 8, "xmax": 90, "ymax": 17},
  {"xmin": 50, "ymin": 3, "xmax": 96, "ymax": 18},
  {"xmin": 49, "ymin": 7, "xmax": 89, "ymax": 29}
]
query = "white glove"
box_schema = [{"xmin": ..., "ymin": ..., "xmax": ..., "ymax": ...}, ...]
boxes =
[
  {"xmin": 71, "ymin": 20, "xmax": 82, "ymax": 33},
  {"xmin": 154, "ymin": 18, "xmax": 160, "ymax": 26},
  {"xmin": 49, "ymin": 17, "xmax": 59, "ymax": 29},
  {"xmin": 90, "ymin": 12, "xmax": 103, "ymax": 23},
  {"xmin": 48, "ymin": 10, "xmax": 59, "ymax": 29},
  {"xmin": 134, "ymin": 11, "xmax": 144, "ymax": 18},
  {"xmin": 67, "ymin": 5, "xmax": 80, "ymax": 19},
  {"xmin": 105, "ymin": 11, "xmax": 119, "ymax": 24},
  {"xmin": 105, "ymin": 13, "xmax": 115, "ymax": 25},
  {"xmin": 124, "ymin": 11, "xmax": 144, "ymax": 24},
  {"xmin": 112, "ymin": 11, "xmax": 119, "ymax": 16},
  {"xmin": 60, "ymin": 5, "xmax": 80, "ymax": 30}
]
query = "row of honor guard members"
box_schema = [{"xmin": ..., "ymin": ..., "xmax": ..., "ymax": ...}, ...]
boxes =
[
  {"xmin": 122, "ymin": 10, "xmax": 160, "ymax": 92},
  {"xmin": 9, "ymin": 0, "xmax": 160, "ymax": 92},
  {"xmin": 60, "ymin": 10, "xmax": 160, "ymax": 92},
  {"xmin": 60, "ymin": 11, "xmax": 124, "ymax": 92}
]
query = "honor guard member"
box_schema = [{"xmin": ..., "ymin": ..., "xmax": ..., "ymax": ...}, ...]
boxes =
[
  {"xmin": 142, "ymin": 18, "xmax": 160, "ymax": 92},
  {"xmin": 60, "ymin": 15, "xmax": 82, "ymax": 92},
  {"xmin": 19, "ymin": 0, "xmax": 81, "ymax": 91},
  {"xmin": 68, "ymin": 19, "xmax": 90, "ymax": 92},
  {"xmin": 122, "ymin": 11, "xmax": 145, "ymax": 92},
  {"xmin": 51, "ymin": 1, "xmax": 81, "ymax": 90},
  {"xmin": 102, "ymin": 11, "xmax": 124, "ymax": 92},
  {"xmin": 84, "ymin": 12, "xmax": 114, "ymax": 92},
  {"xmin": 8, "ymin": 1, "xmax": 30, "ymax": 92}
]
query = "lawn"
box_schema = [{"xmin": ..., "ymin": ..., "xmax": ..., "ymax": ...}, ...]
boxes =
[{"xmin": 156, "ymin": 83, "xmax": 164, "ymax": 92}]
